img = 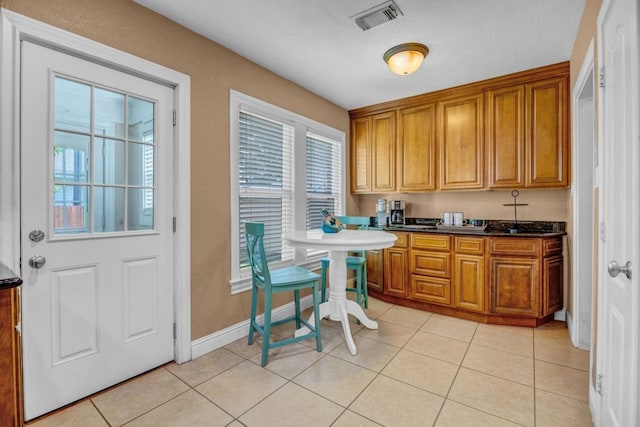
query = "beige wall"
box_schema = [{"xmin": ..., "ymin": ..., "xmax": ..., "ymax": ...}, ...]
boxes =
[{"xmin": 2, "ymin": 0, "xmax": 351, "ymax": 339}]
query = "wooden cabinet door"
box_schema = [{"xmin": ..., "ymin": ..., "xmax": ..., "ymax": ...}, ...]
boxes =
[
  {"xmin": 372, "ymin": 111, "xmax": 396, "ymax": 192},
  {"xmin": 397, "ymin": 103, "xmax": 437, "ymax": 191},
  {"xmin": 0, "ymin": 288, "xmax": 22, "ymax": 427},
  {"xmin": 525, "ymin": 77, "xmax": 568, "ymax": 187},
  {"xmin": 486, "ymin": 85, "xmax": 525, "ymax": 188},
  {"xmin": 490, "ymin": 256, "xmax": 540, "ymax": 316},
  {"xmin": 350, "ymin": 116, "xmax": 371, "ymax": 193},
  {"xmin": 438, "ymin": 93, "xmax": 484, "ymax": 189},
  {"xmin": 454, "ymin": 254, "xmax": 486, "ymax": 312},
  {"xmin": 366, "ymin": 249, "xmax": 384, "ymax": 293},
  {"xmin": 384, "ymin": 248, "xmax": 408, "ymax": 297},
  {"xmin": 543, "ymin": 254, "xmax": 563, "ymax": 316}
]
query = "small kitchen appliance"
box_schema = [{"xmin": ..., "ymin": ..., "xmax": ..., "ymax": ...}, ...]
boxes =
[
  {"xmin": 389, "ymin": 200, "xmax": 405, "ymax": 225},
  {"xmin": 376, "ymin": 198, "xmax": 387, "ymax": 228}
]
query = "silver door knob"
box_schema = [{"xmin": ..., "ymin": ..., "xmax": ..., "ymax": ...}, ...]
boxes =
[
  {"xmin": 28, "ymin": 255, "xmax": 46, "ymax": 269},
  {"xmin": 608, "ymin": 260, "xmax": 631, "ymax": 280}
]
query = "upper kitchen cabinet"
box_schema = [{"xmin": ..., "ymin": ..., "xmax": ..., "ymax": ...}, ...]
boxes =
[
  {"xmin": 438, "ymin": 93, "xmax": 484, "ymax": 190},
  {"xmin": 350, "ymin": 111, "xmax": 396, "ymax": 193},
  {"xmin": 486, "ymin": 68, "xmax": 569, "ymax": 189},
  {"xmin": 397, "ymin": 103, "xmax": 437, "ymax": 191},
  {"xmin": 350, "ymin": 116, "xmax": 372, "ymax": 193},
  {"xmin": 371, "ymin": 112, "xmax": 397, "ymax": 192},
  {"xmin": 525, "ymin": 77, "xmax": 568, "ymax": 188}
]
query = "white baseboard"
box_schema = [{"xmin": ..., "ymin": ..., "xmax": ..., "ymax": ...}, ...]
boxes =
[
  {"xmin": 190, "ymin": 294, "xmax": 315, "ymax": 360},
  {"xmin": 566, "ymin": 311, "xmax": 577, "ymax": 347},
  {"xmin": 554, "ymin": 308, "xmax": 567, "ymax": 321},
  {"xmin": 589, "ymin": 382, "xmax": 601, "ymax": 426}
]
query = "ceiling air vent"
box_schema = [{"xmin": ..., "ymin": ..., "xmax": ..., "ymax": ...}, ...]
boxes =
[{"xmin": 354, "ymin": 0, "xmax": 403, "ymax": 31}]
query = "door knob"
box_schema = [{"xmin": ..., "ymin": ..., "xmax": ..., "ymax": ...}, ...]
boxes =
[
  {"xmin": 608, "ymin": 260, "xmax": 632, "ymax": 280},
  {"xmin": 28, "ymin": 255, "xmax": 46, "ymax": 269}
]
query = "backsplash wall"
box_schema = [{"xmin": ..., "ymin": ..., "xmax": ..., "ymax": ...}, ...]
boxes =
[{"xmin": 357, "ymin": 189, "xmax": 569, "ymax": 222}]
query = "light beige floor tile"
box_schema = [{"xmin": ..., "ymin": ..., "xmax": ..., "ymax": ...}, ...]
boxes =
[
  {"xmin": 472, "ymin": 325, "xmax": 533, "ymax": 357},
  {"xmin": 476, "ymin": 322, "xmax": 533, "ymax": 337},
  {"xmin": 534, "ymin": 320, "xmax": 571, "ymax": 340},
  {"xmin": 535, "ymin": 389, "xmax": 594, "ymax": 427},
  {"xmin": 293, "ymin": 355, "xmax": 377, "ymax": 406},
  {"xmin": 376, "ymin": 305, "xmax": 432, "ymax": 329},
  {"xmin": 535, "ymin": 360, "xmax": 590, "ymax": 402},
  {"xmin": 350, "ymin": 375, "xmax": 444, "ymax": 427},
  {"xmin": 330, "ymin": 335, "xmax": 400, "ymax": 372},
  {"xmin": 91, "ymin": 368, "xmax": 190, "ymax": 426},
  {"xmin": 332, "ymin": 410, "xmax": 382, "ymax": 426},
  {"xmin": 420, "ymin": 314, "xmax": 478, "ymax": 342},
  {"xmin": 299, "ymin": 320, "xmax": 348, "ymax": 353},
  {"xmin": 462, "ymin": 344, "xmax": 534, "ymax": 386},
  {"xmin": 435, "ymin": 400, "xmax": 521, "ymax": 427},
  {"xmin": 225, "ymin": 335, "xmax": 266, "ymax": 360},
  {"xmin": 382, "ymin": 349, "xmax": 458, "ymax": 396},
  {"xmin": 27, "ymin": 400, "xmax": 108, "ymax": 427},
  {"xmin": 354, "ymin": 319, "xmax": 416, "ymax": 347},
  {"xmin": 404, "ymin": 330, "xmax": 469, "ymax": 365},
  {"xmin": 362, "ymin": 296, "xmax": 394, "ymax": 319},
  {"xmin": 250, "ymin": 341, "xmax": 325, "ymax": 379},
  {"xmin": 125, "ymin": 390, "xmax": 233, "ymax": 426},
  {"xmin": 239, "ymin": 382, "xmax": 343, "ymax": 427},
  {"xmin": 195, "ymin": 360, "xmax": 287, "ymax": 418},
  {"xmin": 165, "ymin": 348, "xmax": 244, "ymax": 386},
  {"xmin": 448, "ymin": 367, "xmax": 534, "ymax": 427},
  {"xmin": 534, "ymin": 335, "xmax": 590, "ymax": 371},
  {"xmin": 226, "ymin": 422, "xmax": 246, "ymax": 427}
]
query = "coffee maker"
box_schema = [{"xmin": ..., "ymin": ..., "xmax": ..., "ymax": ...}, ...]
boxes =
[{"xmin": 389, "ymin": 200, "xmax": 405, "ymax": 225}]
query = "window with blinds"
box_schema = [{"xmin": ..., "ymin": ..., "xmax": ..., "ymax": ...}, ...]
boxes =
[
  {"xmin": 230, "ymin": 90, "xmax": 345, "ymax": 292},
  {"xmin": 238, "ymin": 112, "xmax": 294, "ymax": 269}
]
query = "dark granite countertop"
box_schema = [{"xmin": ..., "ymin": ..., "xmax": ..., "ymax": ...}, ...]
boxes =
[
  {"xmin": 0, "ymin": 261, "xmax": 22, "ymax": 290},
  {"xmin": 373, "ymin": 218, "xmax": 566, "ymax": 238}
]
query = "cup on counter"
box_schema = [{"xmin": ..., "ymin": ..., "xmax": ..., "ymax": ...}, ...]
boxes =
[
  {"xmin": 453, "ymin": 212, "xmax": 464, "ymax": 226},
  {"xmin": 442, "ymin": 212, "xmax": 452, "ymax": 226}
]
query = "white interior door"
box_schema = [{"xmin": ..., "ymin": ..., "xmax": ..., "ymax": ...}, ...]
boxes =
[
  {"xmin": 597, "ymin": 0, "xmax": 639, "ymax": 425},
  {"xmin": 21, "ymin": 41, "xmax": 175, "ymax": 420}
]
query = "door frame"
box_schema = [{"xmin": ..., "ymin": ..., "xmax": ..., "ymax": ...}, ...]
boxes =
[
  {"xmin": 570, "ymin": 38, "xmax": 595, "ymax": 351},
  {"xmin": 0, "ymin": 10, "xmax": 192, "ymax": 364}
]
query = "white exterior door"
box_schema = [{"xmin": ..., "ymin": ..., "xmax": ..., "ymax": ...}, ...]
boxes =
[
  {"xmin": 21, "ymin": 41, "xmax": 175, "ymax": 420},
  {"xmin": 597, "ymin": 0, "xmax": 639, "ymax": 425}
]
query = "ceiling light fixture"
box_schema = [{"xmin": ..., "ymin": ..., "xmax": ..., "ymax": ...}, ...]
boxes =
[{"xmin": 383, "ymin": 42, "xmax": 429, "ymax": 75}]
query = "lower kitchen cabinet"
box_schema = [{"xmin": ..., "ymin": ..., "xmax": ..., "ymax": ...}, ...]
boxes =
[
  {"xmin": 0, "ymin": 287, "xmax": 23, "ymax": 427},
  {"xmin": 383, "ymin": 232, "xmax": 408, "ymax": 297},
  {"xmin": 367, "ymin": 232, "xmax": 564, "ymax": 327},
  {"xmin": 365, "ymin": 249, "xmax": 384, "ymax": 293}
]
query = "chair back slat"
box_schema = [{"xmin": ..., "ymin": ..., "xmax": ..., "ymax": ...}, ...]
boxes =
[
  {"xmin": 245, "ymin": 222, "xmax": 271, "ymax": 287},
  {"xmin": 337, "ymin": 216, "xmax": 370, "ymax": 230}
]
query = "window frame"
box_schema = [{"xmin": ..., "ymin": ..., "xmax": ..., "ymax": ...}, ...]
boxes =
[{"xmin": 229, "ymin": 90, "xmax": 346, "ymax": 294}]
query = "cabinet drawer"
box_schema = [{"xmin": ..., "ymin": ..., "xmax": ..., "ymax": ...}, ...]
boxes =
[
  {"xmin": 411, "ymin": 250, "xmax": 451, "ymax": 277},
  {"xmin": 411, "ymin": 234, "xmax": 451, "ymax": 251},
  {"xmin": 455, "ymin": 236, "xmax": 485, "ymax": 255},
  {"xmin": 489, "ymin": 238, "xmax": 540, "ymax": 256},
  {"xmin": 410, "ymin": 274, "xmax": 451, "ymax": 305},
  {"xmin": 391, "ymin": 232, "xmax": 409, "ymax": 248},
  {"xmin": 543, "ymin": 237, "xmax": 562, "ymax": 256}
]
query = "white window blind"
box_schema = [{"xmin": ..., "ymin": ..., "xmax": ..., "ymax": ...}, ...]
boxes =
[{"xmin": 238, "ymin": 111, "xmax": 294, "ymax": 270}]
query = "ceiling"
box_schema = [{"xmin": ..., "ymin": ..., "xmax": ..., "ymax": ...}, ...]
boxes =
[{"xmin": 134, "ymin": 0, "xmax": 586, "ymax": 111}]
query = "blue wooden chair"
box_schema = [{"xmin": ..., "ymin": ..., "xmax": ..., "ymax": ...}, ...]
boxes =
[
  {"xmin": 245, "ymin": 222, "xmax": 322, "ymax": 366},
  {"xmin": 320, "ymin": 216, "xmax": 370, "ymax": 308}
]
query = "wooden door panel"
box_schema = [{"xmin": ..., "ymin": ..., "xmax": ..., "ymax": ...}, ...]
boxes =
[
  {"xmin": 454, "ymin": 254, "xmax": 486, "ymax": 312},
  {"xmin": 350, "ymin": 117, "xmax": 371, "ymax": 193},
  {"xmin": 372, "ymin": 112, "xmax": 396, "ymax": 192},
  {"xmin": 397, "ymin": 104, "xmax": 437, "ymax": 191},
  {"xmin": 490, "ymin": 257, "xmax": 539, "ymax": 316},
  {"xmin": 410, "ymin": 275, "xmax": 451, "ymax": 305}
]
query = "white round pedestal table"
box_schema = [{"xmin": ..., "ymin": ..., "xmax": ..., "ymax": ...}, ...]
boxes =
[{"xmin": 283, "ymin": 229, "xmax": 397, "ymax": 355}]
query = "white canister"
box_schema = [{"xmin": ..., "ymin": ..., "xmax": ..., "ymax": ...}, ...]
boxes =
[
  {"xmin": 453, "ymin": 212, "xmax": 464, "ymax": 226},
  {"xmin": 442, "ymin": 212, "xmax": 452, "ymax": 226}
]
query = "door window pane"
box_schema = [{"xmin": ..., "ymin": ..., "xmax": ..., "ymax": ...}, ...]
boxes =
[
  {"xmin": 128, "ymin": 97, "xmax": 154, "ymax": 143},
  {"xmin": 54, "ymin": 132, "xmax": 90, "ymax": 184},
  {"xmin": 128, "ymin": 142, "xmax": 154, "ymax": 186},
  {"xmin": 94, "ymin": 138, "xmax": 125, "ymax": 185},
  {"xmin": 53, "ymin": 185, "xmax": 89, "ymax": 233},
  {"xmin": 94, "ymin": 187, "xmax": 125, "ymax": 232},
  {"xmin": 54, "ymin": 78, "xmax": 91, "ymax": 133},
  {"xmin": 128, "ymin": 188, "xmax": 154, "ymax": 231},
  {"xmin": 95, "ymin": 88, "xmax": 125, "ymax": 139}
]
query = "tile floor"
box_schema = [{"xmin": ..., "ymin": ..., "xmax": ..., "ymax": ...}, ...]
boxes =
[{"xmin": 27, "ymin": 297, "xmax": 593, "ymax": 427}]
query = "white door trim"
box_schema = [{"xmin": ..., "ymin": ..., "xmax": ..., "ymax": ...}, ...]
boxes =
[
  {"xmin": 570, "ymin": 38, "xmax": 595, "ymax": 351},
  {"xmin": 0, "ymin": 9, "xmax": 192, "ymax": 364}
]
